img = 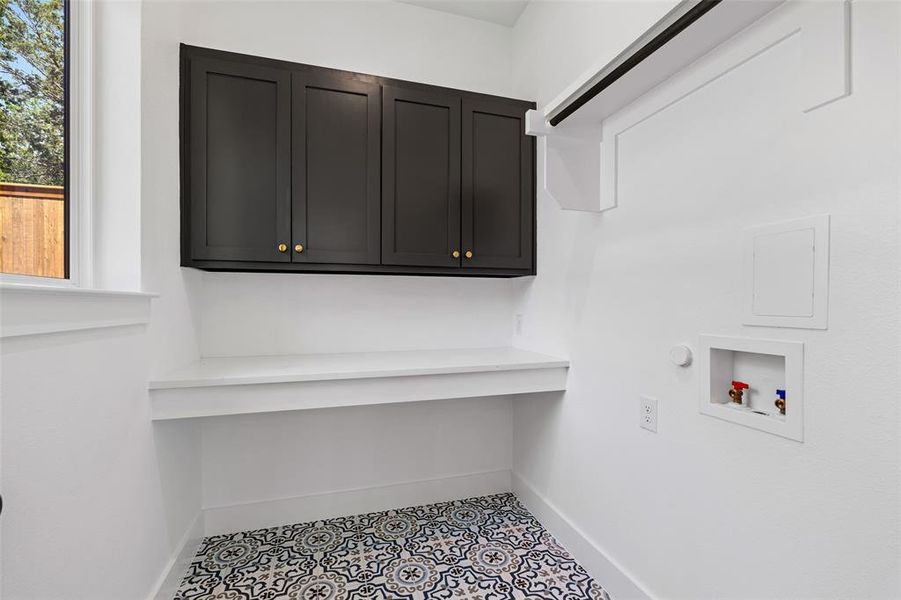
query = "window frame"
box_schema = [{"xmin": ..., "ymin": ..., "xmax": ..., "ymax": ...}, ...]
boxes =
[{"xmin": 0, "ymin": 0, "xmax": 93, "ymax": 288}]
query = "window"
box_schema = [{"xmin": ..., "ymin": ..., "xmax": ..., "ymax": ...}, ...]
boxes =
[{"xmin": 0, "ymin": 0, "xmax": 68, "ymax": 279}]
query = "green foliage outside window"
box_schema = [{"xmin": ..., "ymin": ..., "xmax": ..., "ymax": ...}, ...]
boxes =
[{"xmin": 0, "ymin": 0, "xmax": 65, "ymax": 186}]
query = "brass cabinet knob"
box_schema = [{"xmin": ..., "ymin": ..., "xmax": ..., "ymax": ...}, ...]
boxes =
[
  {"xmin": 452, "ymin": 250, "xmax": 460, "ymax": 258},
  {"xmin": 277, "ymin": 243, "xmax": 288, "ymax": 253},
  {"xmin": 295, "ymin": 243, "xmax": 304, "ymax": 253},
  {"xmin": 465, "ymin": 250, "xmax": 473, "ymax": 259}
]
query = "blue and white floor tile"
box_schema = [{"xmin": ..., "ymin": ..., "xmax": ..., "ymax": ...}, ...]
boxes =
[{"xmin": 174, "ymin": 493, "xmax": 608, "ymax": 600}]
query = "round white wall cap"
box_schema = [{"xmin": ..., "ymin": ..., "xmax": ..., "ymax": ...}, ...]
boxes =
[{"xmin": 670, "ymin": 344, "xmax": 693, "ymax": 367}]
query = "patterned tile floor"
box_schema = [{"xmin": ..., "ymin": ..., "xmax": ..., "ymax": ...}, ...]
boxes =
[{"xmin": 175, "ymin": 493, "xmax": 608, "ymax": 600}]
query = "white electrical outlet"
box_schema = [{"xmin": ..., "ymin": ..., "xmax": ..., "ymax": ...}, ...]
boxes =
[{"xmin": 640, "ymin": 396, "xmax": 658, "ymax": 433}]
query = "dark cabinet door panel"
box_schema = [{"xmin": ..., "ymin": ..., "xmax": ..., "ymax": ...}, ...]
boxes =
[
  {"xmin": 382, "ymin": 86, "xmax": 461, "ymax": 267},
  {"xmin": 462, "ymin": 99, "xmax": 533, "ymax": 271},
  {"xmin": 189, "ymin": 58, "xmax": 291, "ymax": 262},
  {"xmin": 292, "ymin": 73, "xmax": 380, "ymax": 264}
]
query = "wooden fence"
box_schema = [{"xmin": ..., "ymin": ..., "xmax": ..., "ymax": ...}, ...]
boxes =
[{"xmin": 0, "ymin": 182, "xmax": 65, "ymax": 278}]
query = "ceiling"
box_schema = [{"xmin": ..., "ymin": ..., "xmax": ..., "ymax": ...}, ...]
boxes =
[{"xmin": 397, "ymin": 0, "xmax": 531, "ymax": 27}]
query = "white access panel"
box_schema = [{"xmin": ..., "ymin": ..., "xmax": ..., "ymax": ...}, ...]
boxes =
[{"xmin": 744, "ymin": 215, "xmax": 830, "ymax": 329}]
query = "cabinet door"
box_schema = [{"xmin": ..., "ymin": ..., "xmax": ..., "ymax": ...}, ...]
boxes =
[
  {"xmin": 461, "ymin": 99, "xmax": 533, "ymax": 270},
  {"xmin": 382, "ymin": 86, "xmax": 461, "ymax": 267},
  {"xmin": 189, "ymin": 58, "xmax": 291, "ymax": 262},
  {"xmin": 292, "ymin": 73, "xmax": 380, "ymax": 264}
]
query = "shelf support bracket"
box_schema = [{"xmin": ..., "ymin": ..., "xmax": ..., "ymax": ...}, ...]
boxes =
[{"xmin": 525, "ymin": 109, "xmax": 612, "ymax": 213}]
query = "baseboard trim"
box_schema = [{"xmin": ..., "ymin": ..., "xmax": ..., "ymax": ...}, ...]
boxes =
[
  {"xmin": 149, "ymin": 512, "xmax": 205, "ymax": 600},
  {"xmin": 512, "ymin": 472, "xmax": 654, "ymax": 600},
  {"xmin": 203, "ymin": 469, "xmax": 512, "ymax": 536},
  {"xmin": 148, "ymin": 473, "xmax": 646, "ymax": 600}
]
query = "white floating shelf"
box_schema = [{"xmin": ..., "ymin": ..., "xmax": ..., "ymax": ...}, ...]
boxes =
[
  {"xmin": 526, "ymin": 0, "xmax": 850, "ymax": 212},
  {"xmin": 149, "ymin": 347, "xmax": 569, "ymax": 420},
  {"xmin": 538, "ymin": 0, "xmax": 785, "ymax": 132}
]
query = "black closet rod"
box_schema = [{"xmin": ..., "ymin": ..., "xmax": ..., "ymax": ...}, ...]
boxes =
[{"xmin": 548, "ymin": 0, "xmax": 723, "ymax": 127}]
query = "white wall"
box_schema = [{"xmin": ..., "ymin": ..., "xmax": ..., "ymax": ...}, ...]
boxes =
[
  {"xmin": 201, "ymin": 396, "xmax": 512, "ymax": 510},
  {"xmin": 137, "ymin": 0, "xmax": 523, "ymax": 527},
  {"xmin": 141, "ymin": 0, "xmax": 203, "ymax": 378},
  {"xmin": 94, "ymin": 0, "xmax": 143, "ymax": 291},
  {"xmin": 511, "ymin": 2, "xmax": 900, "ymax": 598},
  {"xmin": 201, "ymin": 273, "xmax": 513, "ymax": 356},
  {"xmin": 165, "ymin": 0, "xmax": 513, "ymax": 97},
  {"xmin": 140, "ymin": 1, "xmax": 207, "ymax": 559},
  {"xmin": 0, "ymin": 326, "xmax": 198, "ymax": 600},
  {"xmin": 512, "ymin": 0, "xmax": 678, "ymax": 108},
  {"xmin": 0, "ymin": 1, "xmax": 204, "ymax": 597}
]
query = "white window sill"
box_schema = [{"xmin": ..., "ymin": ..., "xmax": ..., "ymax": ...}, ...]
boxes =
[
  {"xmin": 0, "ymin": 282, "xmax": 157, "ymax": 298},
  {"xmin": 0, "ymin": 283, "xmax": 157, "ymax": 339}
]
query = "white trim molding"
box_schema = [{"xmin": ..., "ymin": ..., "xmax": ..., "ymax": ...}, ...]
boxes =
[
  {"xmin": 151, "ymin": 474, "xmax": 657, "ymax": 596},
  {"xmin": 149, "ymin": 513, "xmax": 205, "ymax": 600},
  {"xmin": 0, "ymin": 283, "xmax": 155, "ymax": 339},
  {"xmin": 601, "ymin": 0, "xmax": 851, "ymax": 211},
  {"xmin": 530, "ymin": 0, "xmax": 852, "ymax": 214},
  {"xmin": 513, "ymin": 473, "xmax": 654, "ymax": 600},
  {"xmin": 151, "ymin": 472, "xmax": 512, "ymax": 592},
  {"xmin": 202, "ymin": 470, "xmax": 512, "ymax": 537},
  {"xmin": 69, "ymin": 0, "xmax": 95, "ymax": 288},
  {"xmin": 0, "ymin": 0, "xmax": 95, "ymax": 289}
]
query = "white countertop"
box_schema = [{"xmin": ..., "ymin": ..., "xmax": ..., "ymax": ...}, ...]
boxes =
[{"xmin": 149, "ymin": 347, "xmax": 569, "ymax": 390}]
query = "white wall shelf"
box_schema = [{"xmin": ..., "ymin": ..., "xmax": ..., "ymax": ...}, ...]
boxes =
[
  {"xmin": 527, "ymin": 0, "xmax": 851, "ymax": 214},
  {"xmin": 149, "ymin": 347, "xmax": 569, "ymax": 420}
]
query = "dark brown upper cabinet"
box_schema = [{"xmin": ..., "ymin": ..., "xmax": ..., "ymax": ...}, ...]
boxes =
[
  {"xmin": 292, "ymin": 72, "xmax": 380, "ymax": 265},
  {"xmin": 382, "ymin": 86, "xmax": 461, "ymax": 268},
  {"xmin": 187, "ymin": 56, "xmax": 291, "ymax": 262},
  {"xmin": 181, "ymin": 45, "xmax": 536, "ymax": 277},
  {"xmin": 462, "ymin": 98, "xmax": 533, "ymax": 271}
]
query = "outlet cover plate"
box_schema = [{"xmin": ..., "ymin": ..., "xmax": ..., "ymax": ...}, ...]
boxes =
[{"xmin": 640, "ymin": 396, "xmax": 658, "ymax": 433}]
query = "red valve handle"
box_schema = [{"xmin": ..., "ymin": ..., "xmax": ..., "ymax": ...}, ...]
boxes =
[{"xmin": 731, "ymin": 380, "xmax": 749, "ymax": 390}]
